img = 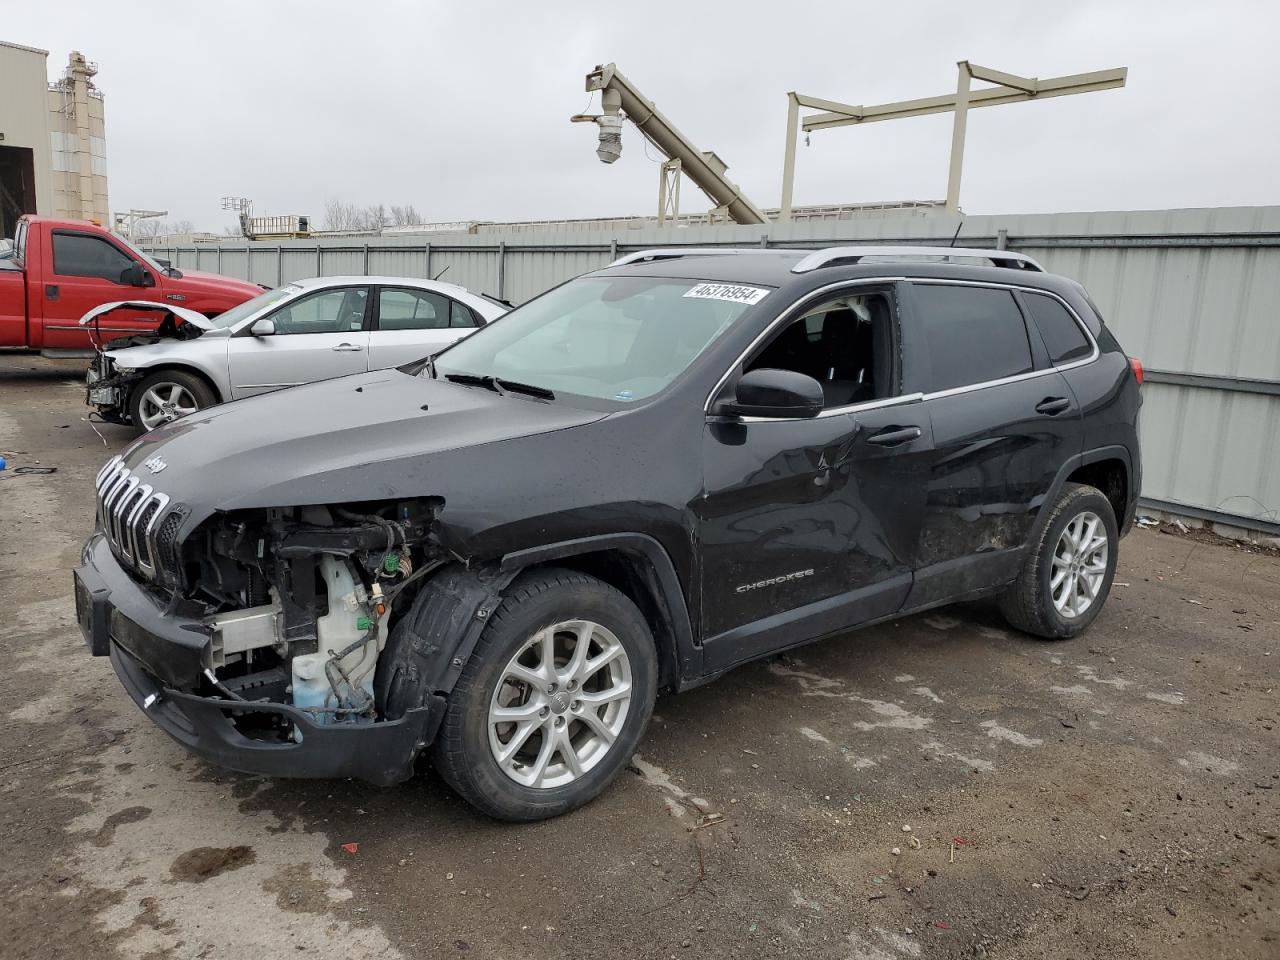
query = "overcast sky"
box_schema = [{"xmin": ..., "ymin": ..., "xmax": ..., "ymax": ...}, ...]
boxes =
[{"xmin": 10, "ymin": 1, "xmax": 1280, "ymax": 231}]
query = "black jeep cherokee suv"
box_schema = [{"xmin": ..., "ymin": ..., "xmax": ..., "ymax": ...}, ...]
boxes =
[{"xmin": 75, "ymin": 245, "xmax": 1142, "ymax": 820}]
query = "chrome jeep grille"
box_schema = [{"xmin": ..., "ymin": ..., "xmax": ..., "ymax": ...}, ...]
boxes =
[{"xmin": 95, "ymin": 455, "xmax": 171, "ymax": 580}]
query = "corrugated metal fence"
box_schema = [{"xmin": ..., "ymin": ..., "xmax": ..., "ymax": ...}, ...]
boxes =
[{"xmin": 145, "ymin": 205, "xmax": 1280, "ymax": 536}]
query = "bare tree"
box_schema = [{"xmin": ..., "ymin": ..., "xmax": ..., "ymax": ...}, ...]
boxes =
[
  {"xmin": 389, "ymin": 204, "xmax": 423, "ymax": 226},
  {"xmin": 323, "ymin": 198, "xmax": 358, "ymax": 231},
  {"xmin": 134, "ymin": 218, "xmax": 197, "ymax": 239},
  {"xmin": 324, "ymin": 199, "xmax": 424, "ymax": 231}
]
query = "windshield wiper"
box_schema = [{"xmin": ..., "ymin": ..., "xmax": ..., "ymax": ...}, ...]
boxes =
[
  {"xmin": 495, "ymin": 378, "xmax": 555, "ymax": 400},
  {"xmin": 443, "ymin": 372, "xmax": 554, "ymax": 400},
  {"xmin": 444, "ymin": 372, "xmax": 502, "ymax": 392}
]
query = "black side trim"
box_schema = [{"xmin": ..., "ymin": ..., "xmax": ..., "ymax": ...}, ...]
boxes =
[{"xmin": 701, "ymin": 572, "xmax": 911, "ymax": 674}]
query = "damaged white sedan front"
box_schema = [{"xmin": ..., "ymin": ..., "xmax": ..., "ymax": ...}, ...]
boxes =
[{"xmin": 83, "ymin": 276, "xmax": 507, "ymax": 431}]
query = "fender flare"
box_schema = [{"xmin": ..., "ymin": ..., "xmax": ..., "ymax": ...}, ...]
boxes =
[
  {"xmin": 1030, "ymin": 445, "xmax": 1135, "ymax": 545},
  {"xmin": 499, "ymin": 533, "xmax": 701, "ymax": 688}
]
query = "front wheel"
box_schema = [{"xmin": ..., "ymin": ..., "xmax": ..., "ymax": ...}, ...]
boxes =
[
  {"xmin": 430, "ymin": 568, "xmax": 657, "ymax": 821},
  {"xmin": 999, "ymin": 482, "xmax": 1119, "ymax": 639},
  {"xmin": 129, "ymin": 370, "xmax": 216, "ymax": 432}
]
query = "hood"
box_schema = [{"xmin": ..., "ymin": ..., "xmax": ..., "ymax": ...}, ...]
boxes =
[
  {"xmin": 81, "ymin": 300, "xmax": 215, "ymax": 331},
  {"xmin": 168, "ymin": 269, "xmax": 264, "ymax": 298},
  {"xmin": 118, "ymin": 369, "xmax": 608, "ymax": 521}
]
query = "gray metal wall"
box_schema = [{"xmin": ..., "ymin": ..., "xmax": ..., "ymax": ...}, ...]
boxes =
[{"xmin": 145, "ymin": 205, "xmax": 1280, "ymax": 535}]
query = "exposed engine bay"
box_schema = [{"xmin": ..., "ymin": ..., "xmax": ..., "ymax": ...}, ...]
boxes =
[{"xmin": 178, "ymin": 500, "xmax": 445, "ymax": 738}]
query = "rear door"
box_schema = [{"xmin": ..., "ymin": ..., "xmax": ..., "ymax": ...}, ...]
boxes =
[
  {"xmin": 41, "ymin": 229, "xmax": 160, "ymax": 350},
  {"xmin": 696, "ymin": 282, "xmax": 934, "ymax": 671},
  {"xmin": 367, "ymin": 285, "xmax": 482, "ymax": 369},
  {"xmin": 902, "ymin": 281, "xmax": 1082, "ymax": 608},
  {"xmin": 226, "ymin": 285, "xmax": 371, "ymax": 398}
]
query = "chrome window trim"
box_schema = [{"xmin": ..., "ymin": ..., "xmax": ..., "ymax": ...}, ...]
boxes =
[
  {"xmin": 703, "ymin": 276, "xmax": 907, "ymax": 417},
  {"xmin": 703, "ymin": 274, "xmax": 1100, "ymax": 423},
  {"xmin": 730, "ymin": 391, "xmax": 926, "ymax": 424},
  {"xmin": 907, "ymin": 278, "xmax": 1100, "ymax": 400}
]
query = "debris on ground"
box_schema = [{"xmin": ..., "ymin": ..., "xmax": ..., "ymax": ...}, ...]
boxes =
[{"xmin": 340, "ymin": 842, "xmax": 359, "ymax": 854}]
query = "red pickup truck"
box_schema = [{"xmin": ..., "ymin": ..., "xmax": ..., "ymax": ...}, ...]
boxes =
[{"xmin": 1, "ymin": 216, "xmax": 262, "ymax": 356}]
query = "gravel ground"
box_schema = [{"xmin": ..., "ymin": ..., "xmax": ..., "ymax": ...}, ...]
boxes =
[{"xmin": 1, "ymin": 354, "xmax": 1275, "ymax": 960}]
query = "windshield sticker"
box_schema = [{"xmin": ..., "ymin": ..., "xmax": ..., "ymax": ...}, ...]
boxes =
[
  {"xmin": 614, "ymin": 389, "xmax": 635, "ymax": 401},
  {"xmin": 683, "ymin": 283, "xmax": 770, "ymax": 305}
]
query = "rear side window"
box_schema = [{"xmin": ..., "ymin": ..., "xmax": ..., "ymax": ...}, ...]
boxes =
[
  {"xmin": 913, "ymin": 284, "xmax": 1033, "ymax": 392},
  {"xmin": 52, "ymin": 232, "xmax": 135, "ymax": 281},
  {"xmin": 378, "ymin": 288, "xmax": 449, "ymax": 331},
  {"xmin": 450, "ymin": 300, "xmax": 480, "ymax": 328},
  {"xmin": 1023, "ymin": 291, "xmax": 1092, "ymax": 365}
]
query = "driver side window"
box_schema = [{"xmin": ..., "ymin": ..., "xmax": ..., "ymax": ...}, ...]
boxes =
[
  {"xmin": 268, "ymin": 286, "xmax": 369, "ymax": 335},
  {"xmin": 745, "ymin": 289, "xmax": 897, "ymax": 409},
  {"xmin": 52, "ymin": 231, "xmax": 135, "ymax": 281}
]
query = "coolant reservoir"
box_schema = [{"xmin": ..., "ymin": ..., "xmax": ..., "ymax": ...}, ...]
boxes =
[{"xmin": 291, "ymin": 555, "xmax": 387, "ymax": 724}]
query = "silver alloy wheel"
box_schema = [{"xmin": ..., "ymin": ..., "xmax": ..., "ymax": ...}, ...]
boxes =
[
  {"xmin": 488, "ymin": 619, "xmax": 633, "ymax": 789},
  {"xmin": 137, "ymin": 382, "xmax": 200, "ymax": 431},
  {"xmin": 1050, "ymin": 510, "xmax": 1109, "ymax": 619}
]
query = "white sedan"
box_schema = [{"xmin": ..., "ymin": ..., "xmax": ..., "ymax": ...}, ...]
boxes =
[{"xmin": 83, "ymin": 276, "xmax": 508, "ymax": 431}]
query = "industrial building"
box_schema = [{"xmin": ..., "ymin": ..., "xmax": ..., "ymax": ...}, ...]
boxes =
[{"xmin": 0, "ymin": 40, "xmax": 108, "ymax": 236}]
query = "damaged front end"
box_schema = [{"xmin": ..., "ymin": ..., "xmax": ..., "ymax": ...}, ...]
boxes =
[
  {"xmin": 76, "ymin": 464, "xmax": 479, "ymax": 784},
  {"xmin": 82, "ymin": 301, "xmax": 212, "ymax": 423},
  {"xmin": 193, "ymin": 500, "xmax": 445, "ymax": 722}
]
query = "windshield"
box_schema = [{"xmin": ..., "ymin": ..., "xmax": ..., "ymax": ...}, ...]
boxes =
[
  {"xmin": 208, "ymin": 284, "xmax": 304, "ymax": 329},
  {"xmin": 434, "ymin": 276, "xmax": 767, "ymax": 402}
]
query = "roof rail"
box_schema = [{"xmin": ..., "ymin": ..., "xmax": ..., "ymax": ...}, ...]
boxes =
[
  {"xmin": 607, "ymin": 247, "xmax": 779, "ymax": 268},
  {"xmin": 790, "ymin": 245, "xmax": 1044, "ymax": 274}
]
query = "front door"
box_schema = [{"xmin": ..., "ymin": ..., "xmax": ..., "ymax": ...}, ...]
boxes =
[
  {"xmin": 227, "ymin": 285, "xmax": 371, "ymax": 398},
  {"xmin": 696, "ymin": 283, "xmax": 933, "ymax": 671},
  {"xmin": 41, "ymin": 229, "xmax": 162, "ymax": 351}
]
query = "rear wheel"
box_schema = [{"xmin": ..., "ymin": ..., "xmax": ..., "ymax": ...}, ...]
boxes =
[
  {"xmin": 430, "ymin": 568, "xmax": 657, "ymax": 821},
  {"xmin": 999, "ymin": 482, "xmax": 1118, "ymax": 639},
  {"xmin": 130, "ymin": 370, "xmax": 216, "ymax": 432}
]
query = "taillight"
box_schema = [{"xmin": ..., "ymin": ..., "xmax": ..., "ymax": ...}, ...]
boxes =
[{"xmin": 1129, "ymin": 356, "xmax": 1144, "ymax": 386}]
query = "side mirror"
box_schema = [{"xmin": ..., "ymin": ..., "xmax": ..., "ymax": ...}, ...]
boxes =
[
  {"xmin": 717, "ymin": 368, "xmax": 824, "ymax": 419},
  {"xmin": 120, "ymin": 262, "xmax": 153, "ymax": 287},
  {"xmin": 250, "ymin": 318, "xmax": 276, "ymax": 337}
]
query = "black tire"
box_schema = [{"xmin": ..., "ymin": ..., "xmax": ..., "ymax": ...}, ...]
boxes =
[
  {"xmin": 430, "ymin": 567, "xmax": 657, "ymax": 821},
  {"xmin": 999, "ymin": 482, "xmax": 1119, "ymax": 640},
  {"xmin": 129, "ymin": 369, "xmax": 216, "ymax": 433}
]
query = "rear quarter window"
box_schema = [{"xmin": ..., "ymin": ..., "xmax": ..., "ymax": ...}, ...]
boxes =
[
  {"xmin": 913, "ymin": 284, "xmax": 1034, "ymax": 392},
  {"xmin": 1023, "ymin": 291, "xmax": 1092, "ymax": 365}
]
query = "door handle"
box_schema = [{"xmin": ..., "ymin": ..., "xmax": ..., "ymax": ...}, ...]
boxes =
[
  {"xmin": 1035, "ymin": 397, "xmax": 1071, "ymax": 416},
  {"xmin": 45, "ymin": 284, "xmax": 59, "ymax": 301},
  {"xmin": 865, "ymin": 425, "xmax": 922, "ymax": 447},
  {"xmin": 332, "ymin": 343, "xmax": 364, "ymax": 352}
]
